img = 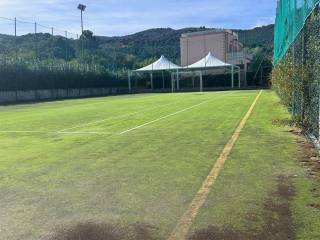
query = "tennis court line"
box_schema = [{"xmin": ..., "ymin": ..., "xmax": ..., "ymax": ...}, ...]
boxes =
[
  {"xmin": 0, "ymin": 130, "xmax": 111, "ymax": 135},
  {"xmin": 57, "ymin": 101, "xmax": 179, "ymax": 133},
  {"xmin": 167, "ymin": 90, "xmax": 263, "ymax": 240},
  {"xmin": 119, "ymin": 99, "xmax": 212, "ymax": 135},
  {"xmin": 0, "ymin": 92, "xmax": 232, "ymax": 136},
  {"xmin": 119, "ymin": 92, "xmax": 234, "ymax": 135},
  {"xmin": 0, "ymin": 130, "xmax": 52, "ymax": 134},
  {"xmin": 59, "ymin": 131, "xmax": 111, "ymax": 135},
  {"xmin": 57, "ymin": 92, "xmax": 224, "ymax": 133}
]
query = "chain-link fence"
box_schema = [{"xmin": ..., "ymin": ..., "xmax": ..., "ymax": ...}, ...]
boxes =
[
  {"xmin": 273, "ymin": 5, "xmax": 320, "ymax": 139},
  {"xmin": 0, "ymin": 17, "xmax": 128, "ymax": 92}
]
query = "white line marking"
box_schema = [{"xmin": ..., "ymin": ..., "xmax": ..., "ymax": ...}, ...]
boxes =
[
  {"xmin": 0, "ymin": 92, "xmax": 233, "ymax": 136},
  {"xmin": 59, "ymin": 131, "xmax": 111, "ymax": 135},
  {"xmin": 0, "ymin": 130, "xmax": 50, "ymax": 134},
  {"xmin": 57, "ymin": 101, "xmax": 178, "ymax": 133},
  {"xmin": 0, "ymin": 130, "xmax": 111, "ymax": 135},
  {"xmin": 119, "ymin": 100, "xmax": 212, "ymax": 135}
]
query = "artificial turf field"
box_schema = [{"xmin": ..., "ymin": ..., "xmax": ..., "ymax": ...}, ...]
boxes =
[{"xmin": 0, "ymin": 90, "xmax": 320, "ymax": 240}]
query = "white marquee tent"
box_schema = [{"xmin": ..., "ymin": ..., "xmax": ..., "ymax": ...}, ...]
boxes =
[
  {"xmin": 180, "ymin": 52, "xmax": 241, "ymax": 91},
  {"xmin": 128, "ymin": 52, "xmax": 240, "ymax": 92},
  {"xmin": 134, "ymin": 55, "xmax": 181, "ymax": 72},
  {"xmin": 185, "ymin": 52, "xmax": 231, "ymax": 69},
  {"xmin": 128, "ymin": 55, "xmax": 181, "ymax": 90}
]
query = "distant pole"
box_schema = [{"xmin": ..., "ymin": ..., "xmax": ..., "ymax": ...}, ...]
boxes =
[
  {"xmin": 14, "ymin": 18, "xmax": 17, "ymax": 60},
  {"xmin": 128, "ymin": 71, "xmax": 132, "ymax": 91},
  {"xmin": 65, "ymin": 31, "xmax": 68, "ymax": 60},
  {"xmin": 200, "ymin": 71, "xmax": 203, "ymax": 92},
  {"xmin": 171, "ymin": 73, "xmax": 174, "ymax": 93},
  {"xmin": 14, "ymin": 18, "xmax": 17, "ymax": 37},
  {"xmin": 51, "ymin": 27, "xmax": 54, "ymax": 70},
  {"xmin": 78, "ymin": 4, "xmax": 86, "ymax": 64},
  {"xmin": 78, "ymin": 4, "xmax": 86, "ymax": 34},
  {"xmin": 238, "ymin": 66, "xmax": 241, "ymax": 88},
  {"xmin": 176, "ymin": 70, "xmax": 180, "ymax": 90},
  {"xmin": 162, "ymin": 71, "xmax": 165, "ymax": 89},
  {"xmin": 150, "ymin": 72, "xmax": 154, "ymax": 90},
  {"xmin": 81, "ymin": 10, "xmax": 83, "ymax": 33},
  {"xmin": 192, "ymin": 74, "xmax": 195, "ymax": 89},
  {"xmin": 231, "ymin": 65, "xmax": 234, "ymax": 88},
  {"xmin": 260, "ymin": 66, "xmax": 263, "ymax": 86},
  {"xmin": 35, "ymin": 22, "xmax": 37, "ymax": 58}
]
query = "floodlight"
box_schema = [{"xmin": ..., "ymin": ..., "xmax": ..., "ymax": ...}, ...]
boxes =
[{"xmin": 78, "ymin": 4, "xmax": 86, "ymax": 11}]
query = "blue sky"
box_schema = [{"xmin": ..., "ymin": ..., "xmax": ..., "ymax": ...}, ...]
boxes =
[{"xmin": 0, "ymin": 0, "xmax": 277, "ymax": 36}]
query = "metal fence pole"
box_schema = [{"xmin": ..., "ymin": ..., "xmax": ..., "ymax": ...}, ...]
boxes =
[
  {"xmin": 14, "ymin": 17, "xmax": 17, "ymax": 60},
  {"xmin": 65, "ymin": 31, "xmax": 68, "ymax": 61}
]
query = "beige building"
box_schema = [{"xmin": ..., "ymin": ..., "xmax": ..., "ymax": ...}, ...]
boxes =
[{"xmin": 180, "ymin": 29, "xmax": 249, "ymax": 66}]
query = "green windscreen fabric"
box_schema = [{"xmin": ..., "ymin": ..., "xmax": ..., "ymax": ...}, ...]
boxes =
[{"xmin": 274, "ymin": 0, "xmax": 320, "ymax": 64}]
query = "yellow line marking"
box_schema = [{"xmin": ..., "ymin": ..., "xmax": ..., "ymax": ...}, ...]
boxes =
[{"xmin": 167, "ymin": 90, "xmax": 263, "ymax": 240}]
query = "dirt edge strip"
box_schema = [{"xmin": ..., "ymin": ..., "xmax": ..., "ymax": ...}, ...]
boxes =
[{"xmin": 167, "ymin": 90, "xmax": 263, "ymax": 240}]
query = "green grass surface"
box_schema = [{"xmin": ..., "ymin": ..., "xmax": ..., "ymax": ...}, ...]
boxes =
[{"xmin": 0, "ymin": 90, "xmax": 319, "ymax": 240}]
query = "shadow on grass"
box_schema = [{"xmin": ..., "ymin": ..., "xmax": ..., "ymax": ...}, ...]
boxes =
[{"xmin": 45, "ymin": 222, "xmax": 159, "ymax": 240}]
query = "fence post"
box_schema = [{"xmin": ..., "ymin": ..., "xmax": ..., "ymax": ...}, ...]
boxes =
[
  {"xmin": 65, "ymin": 31, "xmax": 68, "ymax": 60},
  {"xmin": 34, "ymin": 22, "xmax": 39, "ymax": 61},
  {"xmin": 14, "ymin": 18, "xmax": 17, "ymax": 60},
  {"xmin": 301, "ymin": 27, "xmax": 305, "ymax": 122}
]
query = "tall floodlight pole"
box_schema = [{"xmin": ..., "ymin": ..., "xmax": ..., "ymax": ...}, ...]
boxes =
[{"xmin": 78, "ymin": 4, "xmax": 86, "ymax": 34}]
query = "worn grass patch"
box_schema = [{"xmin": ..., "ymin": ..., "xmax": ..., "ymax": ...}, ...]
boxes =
[
  {"xmin": 189, "ymin": 175, "xmax": 296, "ymax": 240},
  {"xmin": 45, "ymin": 221, "xmax": 159, "ymax": 240}
]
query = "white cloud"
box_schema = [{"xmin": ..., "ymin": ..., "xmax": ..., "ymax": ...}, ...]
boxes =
[{"xmin": 254, "ymin": 16, "xmax": 275, "ymax": 28}]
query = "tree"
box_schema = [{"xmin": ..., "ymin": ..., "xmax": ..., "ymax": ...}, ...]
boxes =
[{"xmin": 81, "ymin": 30, "xmax": 94, "ymax": 40}]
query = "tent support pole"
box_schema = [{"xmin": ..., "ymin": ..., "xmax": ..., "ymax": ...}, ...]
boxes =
[
  {"xmin": 162, "ymin": 71, "xmax": 165, "ymax": 89},
  {"xmin": 244, "ymin": 61, "xmax": 248, "ymax": 87},
  {"xmin": 128, "ymin": 70, "xmax": 132, "ymax": 92},
  {"xmin": 176, "ymin": 70, "xmax": 180, "ymax": 91},
  {"xmin": 238, "ymin": 66, "xmax": 241, "ymax": 88},
  {"xmin": 135, "ymin": 75, "xmax": 138, "ymax": 89},
  {"xmin": 150, "ymin": 72, "xmax": 154, "ymax": 90},
  {"xmin": 192, "ymin": 74, "xmax": 195, "ymax": 89},
  {"xmin": 171, "ymin": 73, "xmax": 174, "ymax": 93},
  {"xmin": 200, "ymin": 71, "xmax": 203, "ymax": 92},
  {"xmin": 231, "ymin": 65, "xmax": 234, "ymax": 89}
]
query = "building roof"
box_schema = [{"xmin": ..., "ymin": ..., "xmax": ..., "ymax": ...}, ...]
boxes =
[
  {"xmin": 185, "ymin": 52, "xmax": 231, "ymax": 69},
  {"xmin": 181, "ymin": 29, "xmax": 237, "ymax": 38},
  {"xmin": 134, "ymin": 55, "xmax": 181, "ymax": 72}
]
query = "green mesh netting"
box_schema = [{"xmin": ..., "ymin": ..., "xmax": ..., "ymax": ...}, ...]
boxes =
[{"xmin": 274, "ymin": 0, "xmax": 320, "ymax": 64}]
